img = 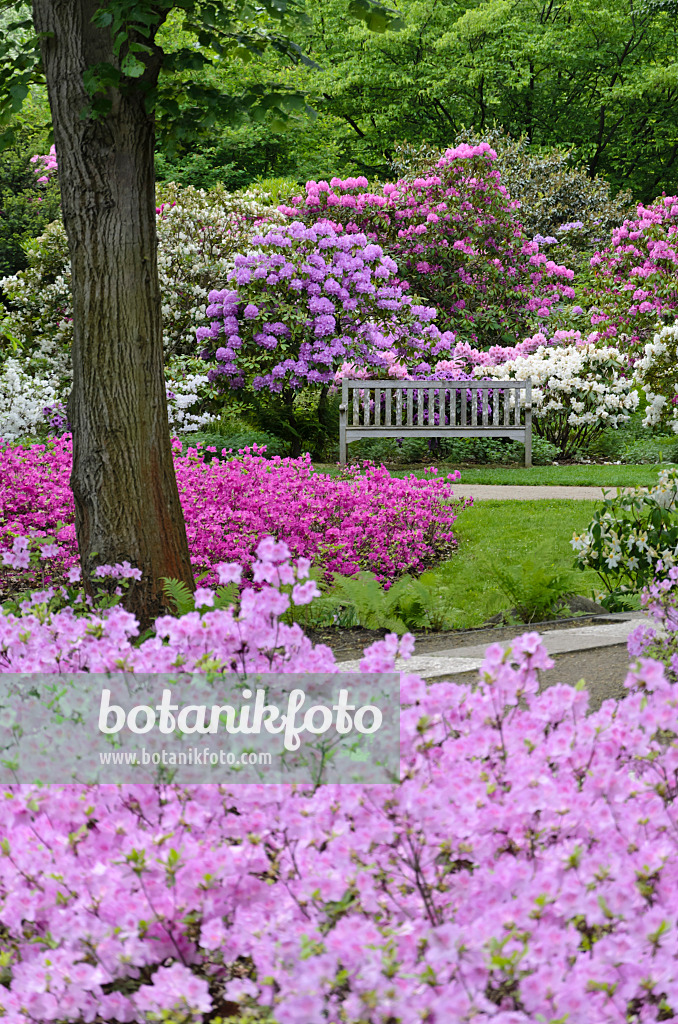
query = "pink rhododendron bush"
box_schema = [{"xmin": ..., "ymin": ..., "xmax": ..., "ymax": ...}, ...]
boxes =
[
  {"xmin": 0, "ymin": 437, "xmax": 463, "ymax": 585},
  {"xmin": 1, "ymin": 571, "xmax": 678, "ymax": 1021},
  {"xmin": 585, "ymin": 195, "xmax": 678, "ymax": 348},
  {"xmin": 278, "ymin": 143, "xmax": 575, "ymax": 346}
]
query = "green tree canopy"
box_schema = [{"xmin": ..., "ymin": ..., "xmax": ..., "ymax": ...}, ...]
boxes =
[{"xmin": 168, "ymin": 0, "xmax": 677, "ymax": 200}]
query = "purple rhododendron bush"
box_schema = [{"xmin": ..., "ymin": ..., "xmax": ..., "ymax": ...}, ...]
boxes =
[
  {"xmin": 0, "ymin": 437, "xmax": 463, "ymax": 586},
  {"xmin": 1, "ymin": 550, "xmax": 678, "ymax": 1021},
  {"xmin": 199, "ymin": 220, "xmax": 458, "ymax": 396}
]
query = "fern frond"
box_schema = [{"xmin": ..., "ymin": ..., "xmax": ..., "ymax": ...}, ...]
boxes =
[
  {"xmin": 161, "ymin": 577, "xmax": 196, "ymax": 616},
  {"xmin": 214, "ymin": 583, "xmax": 238, "ymax": 610}
]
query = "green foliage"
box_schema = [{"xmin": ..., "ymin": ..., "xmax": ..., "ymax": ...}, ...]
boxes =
[
  {"xmin": 161, "ymin": 576, "xmax": 238, "ymax": 615},
  {"xmin": 178, "ymin": 429, "xmax": 290, "ymax": 459},
  {"xmin": 328, "ymin": 570, "xmax": 460, "ymax": 634},
  {"xmin": 572, "ymin": 469, "xmax": 678, "ymax": 610},
  {"xmin": 155, "ymin": 116, "xmax": 302, "ymax": 191},
  {"xmin": 484, "ymin": 543, "xmax": 577, "ymax": 624},
  {"xmin": 589, "ymin": 433, "xmax": 678, "ymax": 465},
  {"xmin": 181, "ymin": 0, "xmax": 674, "ymax": 201},
  {"xmin": 0, "ymin": 0, "xmax": 403, "ymax": 158},
  {"xmin": 580, "ymin": 410, "xmax": 678, "ymax": 465},
  {"xmin": 224, "ymin": 363, "xmax": 341, "ymax": 459},
  {"xmin": 342, "ymin": 434, "xmax": 558, "ymax": 466},
  {"xmin": 0, "ymin": 106, "xmax": 60, "ymax": 277},
  {"xmin": 0, "ymin": 5, "xmax": 44, "ymax": 144}
]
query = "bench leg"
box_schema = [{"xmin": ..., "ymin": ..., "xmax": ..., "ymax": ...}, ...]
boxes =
[
  {"xmin": 524, "ymin": 424, "xmax": 532, "ymax": 468},
  {"xmin": 339, "ymin": 404, "xmax": 347, "ymax": 464}
]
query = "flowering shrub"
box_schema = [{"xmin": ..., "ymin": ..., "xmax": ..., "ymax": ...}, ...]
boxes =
[
  {"xmin": 633, "ymin": 320, "xmax": 678, "ymax": 432},
  {"xmin": 199, "ymin": 219, "xmax": 456, "ymax": 415},
  {"xmin": 572, "ymin": 467, "xmax": 678, "ymax": 609},
  {"xmin": 627, "ymin": 565, "xmax": 678, "ymax": 675},
  {"xmin": 279, "ymin": 143, "xmax": 575, "ymax": 345},
  {"xmin": 0, "ymin": 438, "xmax": 464, "ymax": 586},
  {"xmin": 198, "ymin": 219, "xmax": 461, "ymax": 451},
  {"xmin": 390, "ymin": 130, "xmax": 635, "ymax": 254},
  {"xmin": 332, "ymin": 328, "xmax": 594, "ymax": 385},
  {"xmin": 478, "ymin": 343, "xmax": 638, "ymax": 455},
  {"xmin": 2, "ymin": 584, "xmax": 678, "ymax": 1019},
  {"xmin": 29, "ymin": 143, "xmax": 57, "ymax": 183},
  {"xmin": 164, "ymin": 356, "xmax": 215, "ymax": 433},
  {"xmin": 0, "ymin": 356, "xmax": 64, "ymax": 440},
  {"xmin": 584, "ymin": 196, "xmax": 678, "ymax": 347}
]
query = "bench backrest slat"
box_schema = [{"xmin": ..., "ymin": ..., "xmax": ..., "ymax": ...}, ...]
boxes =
[{"xmin": 339, "ymin": 379, "xmax": 533, "ymax": 467}]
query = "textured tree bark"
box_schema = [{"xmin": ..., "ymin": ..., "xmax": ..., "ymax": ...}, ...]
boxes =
[{"xmin": 32, "ymin": 0, "xmax": 195, "ymax": 629}]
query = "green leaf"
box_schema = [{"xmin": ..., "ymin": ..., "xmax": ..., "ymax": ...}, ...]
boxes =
[
  {"xmin": 92, "ymin": 9, "xmax": 113, "ymax": 27},
  {"xmin": 8, "ymin": 82, "xmax": 28, "ymax": 109},
  {"xmin": 348, "ymin": 0, "xmax": 404, "ymax": 32},
  {"xmin": 120, "ymin": 52, "xmax": 146, "ymax": 78}
]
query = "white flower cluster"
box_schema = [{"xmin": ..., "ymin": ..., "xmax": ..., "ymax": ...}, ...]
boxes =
[
  {"xmin": 478, "ymin": 344, "xmax": 637, "ymax": 425},
  {"xmin": 634, "ymin": 321, "xmax": 678, "ymax": 433},
  {"xmin": 0, "ymin": 182, "xmax": 283, "ymax": 440},
  {"xmin": 476, "ymin": 344, "xmax": 638, "ymax": 453},
  {"xmin": 0, "ymin": 358, "xmax": 62, "ymax": 441},
  {"xmin": 164, "ymin": 359, "xmax": 213, "ymax": 433},
  {"xmin": 571, "ymin": 468, "xmax": 678, "ymax": 576},
  {"xmin": 156, "ymin": 181, "xmax": 284, "ymax": 357}
]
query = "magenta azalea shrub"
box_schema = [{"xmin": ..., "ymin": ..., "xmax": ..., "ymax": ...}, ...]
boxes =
[
  {"xmin": 586, "ymin": 196, "xmax": 678, "ymax": 348},
  {"xmin": 278, "ymin": 144, "xmax": 575, "ymax": 346},
  {"xmin": 1, "ymin": 569, "xmax": 678, "ymax": 1021},
  {"xmin": 0, "ymin": 438, "xmax": 464, "ymax": 585}
]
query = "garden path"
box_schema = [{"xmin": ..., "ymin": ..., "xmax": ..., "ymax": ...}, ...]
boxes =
[
  {"xmin": 452, "ymin": 484, "xmax": 623, "ymax": 500},
  {"xmin": 342, "ymin": 613, "xmax": 648, "ymax": 711}
]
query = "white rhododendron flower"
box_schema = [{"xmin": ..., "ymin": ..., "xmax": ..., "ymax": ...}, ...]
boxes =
[
  {"xmin": 634, "ymin": 321, "xmax": 678, "ymax": 433},
  {"xmin": 164, "ymin": 361, "xmax": 213, "ymax": 433},
  {"xmin": 0, "ymin": 359, "xmax": 61, "ymax": 440}
]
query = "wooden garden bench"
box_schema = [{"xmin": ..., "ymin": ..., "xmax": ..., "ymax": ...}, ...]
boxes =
[{"xmin": 339, "ymin": 379, "xmax": 533, "ymax": 466}]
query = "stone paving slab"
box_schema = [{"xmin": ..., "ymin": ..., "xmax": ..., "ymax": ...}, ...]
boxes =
[
  {"xmin": 342, "ymin": 614, "xmax": 649, "ymax": 680},
  {"xmin": 451, "ymin": 484, "xmax": 621, "ymax": 501}
]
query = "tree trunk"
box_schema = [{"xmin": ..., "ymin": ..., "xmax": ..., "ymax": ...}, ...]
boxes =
[{"xmin": 32, "ymin": 0, "xmax": 195, "ymax": 629}]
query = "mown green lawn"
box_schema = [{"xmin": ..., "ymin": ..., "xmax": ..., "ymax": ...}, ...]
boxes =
[
  {"xmin": 314, "ymin": 462, "xmax": 669, "ymax": 488},
  {"xmin": 422, "ymin": 499, "xmax": 607, "ymax": 628}
]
